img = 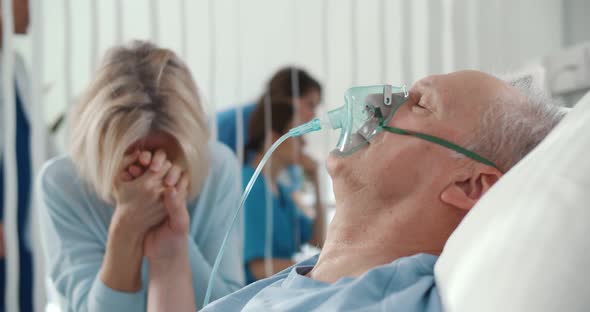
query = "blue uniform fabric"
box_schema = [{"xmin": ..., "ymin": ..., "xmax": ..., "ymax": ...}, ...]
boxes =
[
  {"xmin": 0, "ymin": 84, "xmax": 34, "ymax": 312},
  {"xmin": 242, "ymin": 166, "xmax": 313, "ymax": 284},
  {"xmin": 204, "ymin": 253, "xmax": 442, "ymax": 312},
  {"xmin": 216, "ymin": 104, "xmax": 303, "ymax": 193},
  {"xmin": 216, "ymin": 103, "xmax": 256, "ymax": 156},
  {"xmin": 37, "ymin": 141, "xmax": 245, "ymax": 312}
]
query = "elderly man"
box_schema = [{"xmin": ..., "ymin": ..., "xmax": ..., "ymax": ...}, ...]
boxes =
[{"xmin": 143, "ymin": 70, "xmax": 566, "ymax": 312}]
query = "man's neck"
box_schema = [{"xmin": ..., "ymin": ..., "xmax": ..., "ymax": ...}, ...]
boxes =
[{"xmin": 308, "ymin": 200, "xmax": 442, "ymax": 283}]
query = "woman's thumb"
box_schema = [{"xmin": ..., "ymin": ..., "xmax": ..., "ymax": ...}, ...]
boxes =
[{"xmin": 164, "ymin": 188, "xmax": 189, "ymax": 233}]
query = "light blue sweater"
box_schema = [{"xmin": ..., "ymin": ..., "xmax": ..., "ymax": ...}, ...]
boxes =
[{"xmin": 37, "ymin": 141, "xmax": 245, "ymax": 312}]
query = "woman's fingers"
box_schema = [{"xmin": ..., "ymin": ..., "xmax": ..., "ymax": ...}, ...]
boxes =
[
  {"xmin": 155, "ymin": 161, "xmax": 172, "ymax": 180},
  {"xmin": 128, "ymin": 165, "xmax": 145, "ymax": 178},
  {"xmin": 119, "ymin": 170, "xmax": 133, "ymax": 182},
  {"xmin": 121, "ymin": 150, "xmax": 140, "ymax": 168},
  {"xmin": 163, "ymin": 188, "xmax": 189, "ymax": 234},
  {"xmin": 150, "ymin": 149, "xmax": 167, "ymax": 172},
  {"xmin": 176, "ymin": 173, "xmax": 189, "ymax": 196},
  {"xmin": 141, "ymin": 160, "xmax": 172, "ymax": 186},
  {"xmin": 164, "ymin": 165, "xmax": 182, "ymax": 187},
  {"xmin": 139, "ymin": 150, "xmax": 152, "ymax": 167},
  {"xmin": 117, "ymin": 151, "xmax": 140, "ymax": 184}
]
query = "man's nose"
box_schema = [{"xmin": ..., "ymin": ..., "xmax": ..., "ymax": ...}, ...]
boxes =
[{"xmin": 387, "ymin": 96, "xmax": 413, "ymax": 127}]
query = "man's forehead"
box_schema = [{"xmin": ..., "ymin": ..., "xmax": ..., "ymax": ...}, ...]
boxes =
[
  {"xmin": 411, "ymin": 71, "xmax": 511, "ymax": 108},
  {"xmin": 414, "ymin": 71, "xmax": 505, "ymax": 88}
]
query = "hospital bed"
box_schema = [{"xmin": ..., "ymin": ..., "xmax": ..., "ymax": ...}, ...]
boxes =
[{"xmin": 435, "ymin": 89, "xmax": 590, "ymax": 312}]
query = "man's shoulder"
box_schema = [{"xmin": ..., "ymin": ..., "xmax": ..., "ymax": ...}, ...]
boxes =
[
  {"xmin": 202, "ymin": 271, "xmax": 288, "ymax": 311},
  {"xmin": 203, "ymin": 256, "xmax": 318, "ymax": 311}
]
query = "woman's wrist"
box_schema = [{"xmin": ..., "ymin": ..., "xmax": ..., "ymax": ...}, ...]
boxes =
[
  {"xmin": 148, "ymin": 247, "xmax": 189, "ymax": 272},
  {"xmin": 111, "ymin": 205, "xmax": 149, "ymax": 241},
  {"xmin": 101, "ymin": 217, "xmax": 146, "ymax": 292},
  {"xmin": 145, "ymin": 233, "xmax": 189, "ymax": 264},
  {"xmin": 147, "ymin": 247, "xmax": 195, "ymax": 312}
]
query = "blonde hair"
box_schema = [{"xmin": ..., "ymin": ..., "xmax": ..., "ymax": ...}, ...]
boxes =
[{"xmin": 69, "ymin": 41, "xmax": 210, "ymax": 202}]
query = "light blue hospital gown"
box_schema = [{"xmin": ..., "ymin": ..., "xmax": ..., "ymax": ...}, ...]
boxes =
[
  {"xmin": 37, "ymin": 141, "xmax": 245, "ymax": 312},
  {"xmin": 204, "ymin": 253, "xmax": 442, "ymax": 311}
]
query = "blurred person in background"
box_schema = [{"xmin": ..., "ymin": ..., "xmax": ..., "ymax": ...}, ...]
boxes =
[
  {"xmin": 242, "ymin": 98, "xmax": 325, "ymax": 284},
  {"xmin": 217, "ymin": 67, "xmax": 324, "ymax": 212}
]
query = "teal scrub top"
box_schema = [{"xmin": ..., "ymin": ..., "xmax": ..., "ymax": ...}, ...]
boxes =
[
  {"xmin": 216, "ymin": 103, "xmax": 303, "ymax": 193},
  {"xmin": 242, "ymin": 165, "xmax": 313, "ymax": 284}
]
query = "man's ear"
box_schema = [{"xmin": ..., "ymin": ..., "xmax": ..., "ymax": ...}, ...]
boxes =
[{"xmin": 440, "ymin": 165, "xmax": 503, "ymax": 211}]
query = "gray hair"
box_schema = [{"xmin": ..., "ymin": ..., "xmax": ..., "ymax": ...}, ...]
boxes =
[{"xmin": 465, "ymin": 73, "xmax": 568, "ymax": 171}]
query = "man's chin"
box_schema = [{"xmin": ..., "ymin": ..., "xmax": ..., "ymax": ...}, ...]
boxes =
[
  {"xmin": 326, "ymin": 149, "xmax": 355, "ymax": 178},
  {"xmin": 326, "ymin": 151, "xmax": 341, "ymax": 178}
]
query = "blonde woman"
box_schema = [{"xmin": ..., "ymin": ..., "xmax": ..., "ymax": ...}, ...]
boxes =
[{"xmin": 37, "ymin": 41, "xmax": 244, "ymax": 311}]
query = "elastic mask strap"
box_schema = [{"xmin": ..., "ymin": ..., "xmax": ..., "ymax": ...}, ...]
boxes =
[
  {"xmin": 373, "ymin": 103, "xmax": 501, "ymax": 171},
  {"xmin": 380, "ymin": 125, "xmax": 502, "ymax": 172}
]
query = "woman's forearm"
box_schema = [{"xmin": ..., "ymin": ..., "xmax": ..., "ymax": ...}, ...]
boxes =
[
  {"xmin": 100, "ymin": 213, "xmax": 146, "ymax": 292},
  {"xmin": 148, "ymin": 250, "xmax": 196, "ymax": 312}
]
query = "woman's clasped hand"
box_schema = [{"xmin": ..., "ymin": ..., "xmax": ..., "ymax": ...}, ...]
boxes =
[{"xmin": 113, "ymin": 149, "xmax": 191, "ymax": 262}]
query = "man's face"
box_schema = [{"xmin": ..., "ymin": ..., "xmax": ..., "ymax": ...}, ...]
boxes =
[{"xmin": 327, "ymin": 71, "xmax": 507, "ymax": 207}]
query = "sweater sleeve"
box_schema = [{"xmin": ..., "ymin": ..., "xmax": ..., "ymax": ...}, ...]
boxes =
[
  {"xmin": 37, "ymin": 158, "xmax": 146, "ymax": 312},
  {"xmin": 186, "ymin": 142, "xmax": 245, "ymax": 306}
]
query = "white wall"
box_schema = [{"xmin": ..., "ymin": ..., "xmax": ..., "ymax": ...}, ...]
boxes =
[
  {"xmin": 10, "ymin": 0, "xmax": 566, "ymax": 214},
  {"xmin": 563, "ymin": 0, "xmax": 590, "ymax": 46},
  {"xmin": 15, "ymin": 0, "xmax": 564, "ymax": 153}
]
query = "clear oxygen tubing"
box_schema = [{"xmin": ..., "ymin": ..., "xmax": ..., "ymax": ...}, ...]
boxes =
[
  {"xmin": 64, "ymin": 0, "xmax": 73, "ymax": 110},
  {"xmin": 208, "ymin": 0, "xmax": 218, "ymax": 141},
  {"xmin": 203, "ymin": 118, "xmax": 325, "ymax": 307},
  {"xmin": 30, "ymin": 0, "xmax": 48, "ymax": 309},
  {"xmin": 2, "ymin": 0, "xmax": 19, "ymax": 310}
]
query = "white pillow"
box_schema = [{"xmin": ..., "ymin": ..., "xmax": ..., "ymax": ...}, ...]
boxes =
[{"xmin": 435, "ymin": 92, "xmax": 590, "ymax": 312}]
